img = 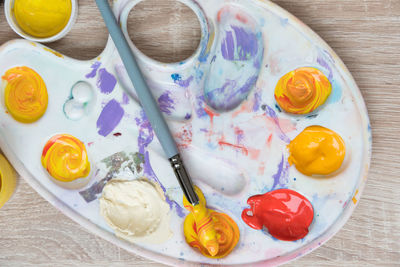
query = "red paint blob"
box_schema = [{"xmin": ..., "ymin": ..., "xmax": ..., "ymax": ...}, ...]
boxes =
[{"xmin": 241, "ymin": 189, "xmax": 314, "ymax": 241}]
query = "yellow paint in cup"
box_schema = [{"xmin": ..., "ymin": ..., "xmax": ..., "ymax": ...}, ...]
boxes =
[
  {"xmin": 13, "ymin": 0, "xmax": 72, "ymax": 38},
  {"xmin": 0, "ymin": 154, "xmax": 17, "ymax": 208}
]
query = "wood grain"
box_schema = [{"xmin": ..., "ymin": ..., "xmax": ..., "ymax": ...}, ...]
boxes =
[{"xmin": 0, "ymin": 0, "xmax": 399, "ymax": 266}]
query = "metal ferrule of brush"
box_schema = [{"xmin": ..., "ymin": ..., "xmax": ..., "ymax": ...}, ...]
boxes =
[{"xmin": 169, "ymin": 154, "xmax": 199, "ymax": 205}]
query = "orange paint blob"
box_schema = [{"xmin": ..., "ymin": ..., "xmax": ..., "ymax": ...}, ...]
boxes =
[
  {"xmin": 183, "ymin": 186, "xmax": 240, "ymax": 258},
  {"xmin": 275, "ymin": 67, "xmax": 331, "ymax": 114},
  {"xmin": 2, "ymin": 66, "xmax": 48, "ymax": 123},
  {"xmin": 41, "ymin": 134, "xmax": 90, "ymax": 182},
  {"xmin": 288, "ymin": 126, "xmax": 345, "ymax": 176}
]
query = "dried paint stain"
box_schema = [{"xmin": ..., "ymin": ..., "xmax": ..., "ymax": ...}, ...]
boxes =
[{"xmin": 79, "ymin": 151, "xmax": 145, "ymax": 202}]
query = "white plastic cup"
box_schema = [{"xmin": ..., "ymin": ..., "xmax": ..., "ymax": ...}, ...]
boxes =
[{"xmin": 4, "ymin": 0, "xmax": 78, "ymax": 43}]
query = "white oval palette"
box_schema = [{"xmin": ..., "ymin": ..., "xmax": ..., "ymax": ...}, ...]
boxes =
[{"xmin": 0, "ymin": 0, "xmax": 371, "ymax": 265}]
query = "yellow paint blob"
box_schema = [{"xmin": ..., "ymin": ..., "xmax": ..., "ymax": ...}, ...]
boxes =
[
  {"xmin": 288, "ymin": 126, "xmax": 345, "ymax": 176},
  {"xmin": 0, "ymin": 154, "xmax": 17, "ymax": 209},
  {"xmin": 14, "ymin": 0, "xmax": 72, "ymax": 38},
  {"xmin": 2, "ymin": 66, "xmax": 48, "ymax": 123},
  {"xmin": 41, "ymin": 134, "xmax": 90, "ymax": 182},
  {"xmin": 183, "ymin": 186, "xmax": 240, "ymax": 258},
  {"xmin": 275, "ymin": 67, "xmax": 332, "ymax": 114}
]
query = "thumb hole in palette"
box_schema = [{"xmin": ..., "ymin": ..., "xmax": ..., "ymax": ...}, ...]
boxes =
[{"xmin": 127, "ymin": 0, "xmax": 201, "ymax": 63}]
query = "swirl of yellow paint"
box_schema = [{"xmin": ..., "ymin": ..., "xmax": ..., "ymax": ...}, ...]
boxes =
[
  {"xmin": 41, "ymin": 134, "xmax": 90, "ymax": 182},
  {"xmin": 2, "ymin": 66, "xmax": 48, "ymax": 123},
  {"xmin": 275, "ymin": 67, "xmax": 332, "ymax": 114},
  {"xmin": 288, "ymin": 125, "xmax": 345, "ymax": 176},
  {"xmin": 183, "ymin": 186, "xmax": 240, "ymax": 258}
]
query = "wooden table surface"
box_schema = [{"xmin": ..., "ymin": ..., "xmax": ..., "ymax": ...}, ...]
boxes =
[{"xmin": 0, "ymin": 0, "xmax": 399, "ymax": 266}]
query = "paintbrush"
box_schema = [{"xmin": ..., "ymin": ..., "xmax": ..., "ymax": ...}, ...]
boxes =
[{"xmin": 95, "ymin": 0, "xmax": 199, "ymax": 205}]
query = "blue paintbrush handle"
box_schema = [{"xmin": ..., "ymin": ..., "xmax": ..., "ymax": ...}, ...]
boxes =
[
  {"xmin": 95, "ymin": 0, "xmax": 177, "ymax": 158},
  {"xmin": 95, "ymin": 0, "xmax": 199, "ymax": 205}
]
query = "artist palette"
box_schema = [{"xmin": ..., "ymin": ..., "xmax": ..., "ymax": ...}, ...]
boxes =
[{"xmin": 0, "ymin": 0, "xmax": 371, "ymax": 265}]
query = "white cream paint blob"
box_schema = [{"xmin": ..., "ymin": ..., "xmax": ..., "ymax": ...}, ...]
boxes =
[{"xmin": 99, "ymin": 179, "xmax": 172, "ymax": 244}]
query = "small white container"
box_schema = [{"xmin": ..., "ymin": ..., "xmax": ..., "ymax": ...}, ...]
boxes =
[{"xmin": 4, "ymin": 0, "xmax": 78, "ymax": 43}]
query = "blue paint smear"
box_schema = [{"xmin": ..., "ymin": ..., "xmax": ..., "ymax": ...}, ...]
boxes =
[
  {"xmin": 171, "ymin": 73, "xmax": 181, "ymax": 82},
  {"xmin": 327, "ymin": 80, "xmax": 342, "ymax": 104},
  {"xmin": 306, "ymin": 114, "xmax": 318, "ymax": 119},
  {"xmin": 274, "ymin": 104, "xmax": 282, "ymax": 112},
  {"xmin": 194, "ymin": 66, "xmax": 204, "ymax": 83},
  {"xmin": 171, "ymin": 73, "xmax": 193, "ymax": 88},
  {"xmin": 198, "ymin": 32, "xmax": 211, "ymax": 63},
  {"xmin": 259, "ymin": 18, "xmax": 266, "ymax": 27},
  {"xmin": 280, "ymin": 18, "xmax": 289, "ymax": 26}
]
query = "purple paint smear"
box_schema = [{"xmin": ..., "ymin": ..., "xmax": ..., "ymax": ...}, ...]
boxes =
[
  {"xmin": 222, "ymin": 31, "xmax": 235, "ymax": 60},
  {"xmin": 97, "ymin": 68, "xmax": 117, "ymax": 94},
  {"xmin": 195, "ymin": 95, "xmax": 208, "ymax": 118},
  {"xmin": 271, "ymin": 155, "xmax": 290, "ymax": 190},
  {"xmin": 317, "ymin": 56, "xmax": 333, "ymax": 80},
  {"xmin": 253, "ymin": 47, "xmax": 264, "ymax": 69},
  {"xmin": 211, "ymin": 55, "xmax": 216, "ymax": 63},
  {"xmin": 96, "ymin": 99, "xmax": 124, "ymax": 137},
  {"xmin": 236, "ymin": 130, "xmax": 244, "ymax": 144},
  {"xmin": 253, "ymin": 90, "xmax": 262, "ymax": 112},
  {"xmin": 265, "ymin": 105, "xmax": 291, "ymax": 143},
  {"xmin": 135, "ymin": 110, "xmax": 185, "ymax": 217},
  {"xmin": 157, "ymin": 91, "xmax": 175, "ymax": 115},
  {"xmin": 171, "ymin": 73, "xmax": 194, "ymax": 88},
  {"xmin": 85, "ymin": 62, "xmax": 101, "ymax": 78},
  {"xmin": 221, "ymin": 26, "xmax": 258, "ymax": 61},
  {"xmin": 122, "ymin": 92, "xmax": 129, "ymax": 105},
  {"xmin": 206, "ymin": 75, "xmax": 258, "ymax": 111}
]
